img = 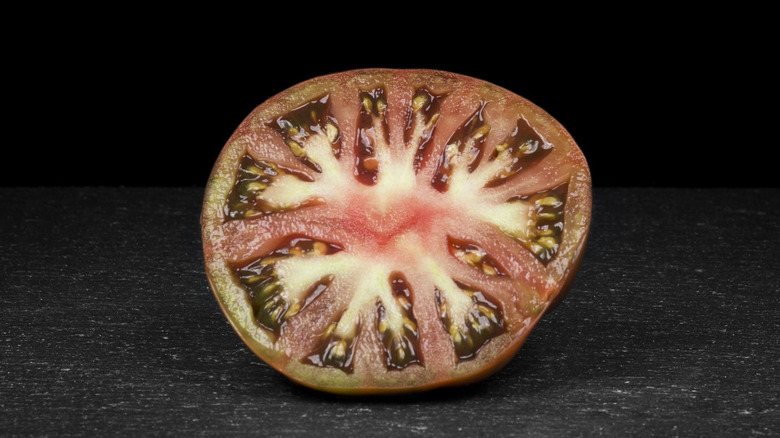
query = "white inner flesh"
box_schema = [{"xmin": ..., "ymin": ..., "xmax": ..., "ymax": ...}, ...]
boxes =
[
  {"xmin": 249, "ymin": 102, "xmax": 546, "ymax": 358},
  {"xmin": 273, "ymin": 253, "xmax": 351, "ymax": 305},
  {"xmin": 425, "ymin": 257, "xmax": 476, "ymax": 330}
]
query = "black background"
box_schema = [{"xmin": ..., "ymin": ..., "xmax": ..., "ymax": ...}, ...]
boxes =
[{"xmin": 5, "ymin": 17, "xmax": 773, "ymax": 188}]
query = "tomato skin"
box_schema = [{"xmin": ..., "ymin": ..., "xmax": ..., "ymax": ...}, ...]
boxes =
[{"xmin": 202, "ymin": 69, "xmax": 591, "ymax": 394}]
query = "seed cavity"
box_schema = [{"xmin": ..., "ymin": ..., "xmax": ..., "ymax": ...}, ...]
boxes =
[
  {"xmin": 405, "ymin": 88, "xmax": 446, "ymax": 173},
  {"xmin": 376, "ymin": 273, "xmax": 422, "ymax": 370},
  {"xmin": 270, "ymin": 94, "xmax": 341, "ymax": 173},
  {"xmin": 447, "ymin": 237, "xmax": 506, "ymax": 276},
  {"xmin": 435, "ymin": 283, "xmax": 505, "ymax": 361},
  {"xmin": 355, "ymin": 88, "xmax": 389, "ymax": 185},
  {"xmin": 303, "ymin": 318, "xmax": 360, "ymax": 374},
  {"xmin": 224, "ymin": 154, "xmax": 316, "ymax": 221},
  {"xmin": 431, "ymin": 101, "xmax": 490, "ymax": 192},
  {"xmin": 484, "ymin": 118, "xmax": 553, "ymax": 188},
  {"xmin": 231, "ymin": 236, "xmax": 342, "ymax": 334},
  {"xmin": 508, "ymin": 182, "xmax": 568, "ymax": 264}
]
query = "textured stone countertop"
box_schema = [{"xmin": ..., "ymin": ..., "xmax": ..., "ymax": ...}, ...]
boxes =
[{"xmin": 1, "ymin": 187, "xmax": 778, "ymax": 436}]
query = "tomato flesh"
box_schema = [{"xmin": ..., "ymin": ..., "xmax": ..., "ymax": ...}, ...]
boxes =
[{"xmin": 201, "ymin": 69, "xmax": 591, "ymax": 394}]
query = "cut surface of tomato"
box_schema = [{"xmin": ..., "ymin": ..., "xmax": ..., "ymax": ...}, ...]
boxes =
[{"xmin": 201, "ymin": 69, "xmax": 591, "ymax": 394}]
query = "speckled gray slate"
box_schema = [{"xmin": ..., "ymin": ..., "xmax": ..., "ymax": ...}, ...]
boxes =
[{"xmin": 1, "ymin": 187, "xmax": 778, "ymax": 437}]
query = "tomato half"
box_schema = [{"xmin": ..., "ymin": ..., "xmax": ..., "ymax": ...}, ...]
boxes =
[{"xmin": 201, "ymin": 69, "xmax": 591, "ymax": 394}]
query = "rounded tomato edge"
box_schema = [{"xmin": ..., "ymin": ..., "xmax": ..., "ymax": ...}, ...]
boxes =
[{"xmin": 199, "ymin": 67, "xmax": 594, "ymax": 394}]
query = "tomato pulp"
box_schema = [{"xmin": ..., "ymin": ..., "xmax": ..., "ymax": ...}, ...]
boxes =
[{"xmin": 202, "ymin": 69, "xmax": 591, "ymax": 394}]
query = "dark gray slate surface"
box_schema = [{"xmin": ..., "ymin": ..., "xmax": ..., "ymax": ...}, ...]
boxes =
[{"xmin": 1, "ymin": 187, "xmax": 778, "ymax": 437}]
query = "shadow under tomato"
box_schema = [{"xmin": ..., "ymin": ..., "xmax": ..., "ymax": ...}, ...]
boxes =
[{"xmin": 280, "ymin": 372, "xmax": 493, "ymax": 403}]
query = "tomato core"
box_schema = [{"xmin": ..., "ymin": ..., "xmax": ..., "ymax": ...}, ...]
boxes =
[{"xmin": 342, "ymin": 188, "xmax": 441, "ymax": 249}]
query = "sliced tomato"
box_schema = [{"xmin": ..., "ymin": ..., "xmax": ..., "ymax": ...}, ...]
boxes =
[{"xmin": 201, "ymin": 69, "xmax": 591, "ymax": 394}]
